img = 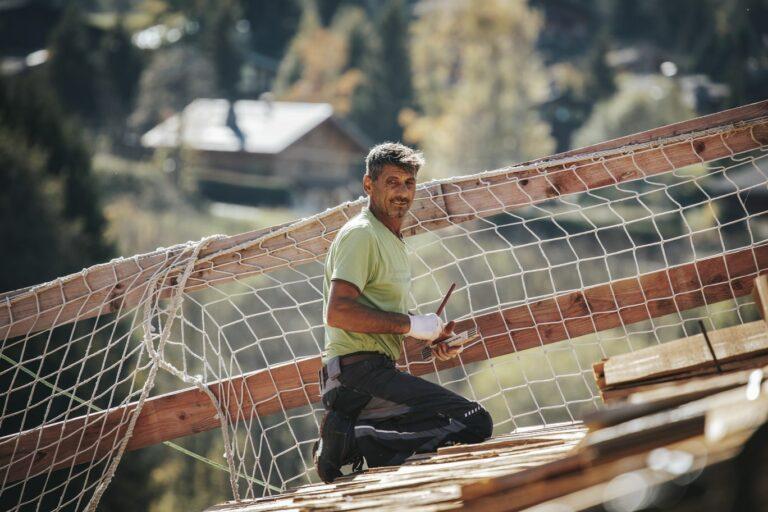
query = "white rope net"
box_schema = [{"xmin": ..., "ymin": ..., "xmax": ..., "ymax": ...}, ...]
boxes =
[{"xmin": 1, "ymin": 115, "xmax": 767, "ymax": 510}]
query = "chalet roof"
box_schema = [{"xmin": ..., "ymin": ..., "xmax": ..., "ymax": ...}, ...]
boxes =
[{"xmin": 141, "ymin": 98, "xmax": 367, "ymax": 155}]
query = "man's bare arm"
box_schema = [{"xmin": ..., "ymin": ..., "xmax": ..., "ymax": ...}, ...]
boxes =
[{"xmin": 326, "ymin": 279, "xmax": 410, "ymax": 334}]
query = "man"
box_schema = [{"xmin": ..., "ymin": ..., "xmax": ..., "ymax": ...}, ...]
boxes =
[{"xmin": 314, "ymin": 142, "xmax": 493, "ymax": 483}]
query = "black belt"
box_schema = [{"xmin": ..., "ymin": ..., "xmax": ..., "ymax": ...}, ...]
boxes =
[
  {"xmin": 337, "ymin": 351, "xmax": 387, "ymax": 367},
  {"xmin": 319, "ymin": 352, "xmax": 389, "ymax": 395}
]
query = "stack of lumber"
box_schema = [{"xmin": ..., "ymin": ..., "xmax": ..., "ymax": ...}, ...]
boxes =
[
  {"xmin": 594, "ymin": 275, "xmax": 768, "ymax": 402},
  {"xmin": 594, "ymin": 320, "xmax": 768, "ymax": 401}
]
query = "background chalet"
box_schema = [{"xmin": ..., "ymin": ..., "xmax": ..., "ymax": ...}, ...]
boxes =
[{"xmin": 142, "ymin": 98, "xmax": 369, "ymax": 207}]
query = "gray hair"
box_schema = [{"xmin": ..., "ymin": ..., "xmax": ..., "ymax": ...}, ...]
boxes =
[{"xmin": 365, "ymin": 142, "xmax": 424, "ymax": 181}]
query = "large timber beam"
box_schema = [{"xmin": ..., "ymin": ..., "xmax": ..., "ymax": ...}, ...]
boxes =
[
  {"xmin": 2, "ymin": 243, "xmax": 766, "ymax": 483},
  {"xmin": 2, "ymin": 101, "xmax": 767, "ymax": 340}
]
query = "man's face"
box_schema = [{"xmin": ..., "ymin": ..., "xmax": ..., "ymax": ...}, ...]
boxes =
[{"xmin": 363, "ymin": 164, "xmax": 417, "ymax": 220}]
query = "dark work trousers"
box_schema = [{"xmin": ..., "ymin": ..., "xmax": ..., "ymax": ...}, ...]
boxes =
[{"xmin": 322, "ymin": 353, "xmax": 493, "ymax": 468}]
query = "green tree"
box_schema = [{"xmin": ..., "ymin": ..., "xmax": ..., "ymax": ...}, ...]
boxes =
[
  {"xmin": 0, "ymin": 74, "xmax": 111, "ymax": 284},
  {"xmin": 403, "ymin": 0, "xmax": 555, "ymax": 178},
  {"xmin": 46, "ymin": 4, "xmax": 101, "ymax": 122},
  {"xmin": 695, "ymin": 0, "xmax": 768, "ymax": 108},
  {"xmin": 350, "ymin": 0, "xmax": 414, "ymax": 142},
  {"xmin": 0, "ymin": 73, "xmax": 162, "ymax": 512},
  {"xmin": 0, "ymin": 125, "xmax": 76, "ymax": 291},
  {"xmin": 242, "ymin": 0, "xmax": 303, "ymax": 60},
  {"xmin": 602, "ymin": 0, "xmax": 768, "ymax": 109},
  {"xmin": 98, "ymin": 17, "xmax": 144, "ymax": 130},
  {"xmin": 199, "ymin": 0, "xmax": 245, "ymax": 98}
]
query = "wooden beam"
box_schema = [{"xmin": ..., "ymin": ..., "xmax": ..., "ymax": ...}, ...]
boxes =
[
  {"xmin": 461, "ymin": 433, "xmax": 748, "ymax": 512},
  {"xmin": 3, "ymin": 244, "xmax": 766, "ymax": 483},
  {"xmin": 2, "ymin": 104, "xmax": 767, "ymax": 340},
  {"xmin": 627, "ymin": 367, "xmax": 766, "ymax": 405}
]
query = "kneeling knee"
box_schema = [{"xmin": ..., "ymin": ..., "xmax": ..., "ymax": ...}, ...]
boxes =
[
  {"xmin": 475, "ymin": 408, "xmax": 493, "ymax": 439},
  {"xmin": 463, "ymin": 404, "xmax": 493, "ymax": 440}
]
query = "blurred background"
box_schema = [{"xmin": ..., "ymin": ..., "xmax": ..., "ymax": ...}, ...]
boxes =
[{"xmin": 1, "ymin": 0, "xmax": 767, "ymax": 509}]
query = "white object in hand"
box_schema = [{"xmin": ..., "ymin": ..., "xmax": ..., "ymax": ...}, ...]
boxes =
[{"xmin": 407, "ymin": 313, "xmax": 444, "ymax": 341}]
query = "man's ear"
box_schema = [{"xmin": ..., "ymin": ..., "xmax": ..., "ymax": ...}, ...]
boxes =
[{"xmin": 363, "ymin": 174, "xmax": 372, "ymax": 196}]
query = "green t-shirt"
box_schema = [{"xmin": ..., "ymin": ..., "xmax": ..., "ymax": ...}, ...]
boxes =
[{"xmin": 322, "ymin": 207, "xmax": 411, "ymax": 362}]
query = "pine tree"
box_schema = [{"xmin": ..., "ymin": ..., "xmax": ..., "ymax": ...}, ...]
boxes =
[
  {"xmin": 200, "ymin": 0, "xmax": 244, "ymax": 98},
  {"xmin": 99, "ymin": 17, "xmax": 144, "ymax": 125},
  {"xmin": 350, "ymin": 0, "xmax": 414, "ymax": 142},
  {"xmin": 0, "ymin": 72, "xmax": 158, "ymax": 511},
  {"xmin": 242, "ymin": 0, "xmax": 302, "ymax": 59},
  {"xmin": 46, "ymin": 4, "xmax": 101, "ymax": 122},
  {"xmin": 0, "ymin": 74, "xmax": 111, "ymax": 270}
]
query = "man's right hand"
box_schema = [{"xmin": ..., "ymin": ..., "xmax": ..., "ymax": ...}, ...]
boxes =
[{"xmin": 407, "ymin": 313, "xmax": 445, "ymax": 341}]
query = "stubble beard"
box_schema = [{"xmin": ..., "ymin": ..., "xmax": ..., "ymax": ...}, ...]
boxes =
[
  {"xmin": 387, "ymin": 198, "xmax": 412, "ymax": 219},
  {"xmin": 389, "ymin": 204, "xmax": 409, "ymax": 218},
  {"xmin": 370, "ymin": 197, "xmax": 411, "ymax": 220}
]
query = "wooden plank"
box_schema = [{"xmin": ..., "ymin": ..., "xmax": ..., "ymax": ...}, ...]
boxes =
[
  {"xmin": 587, "ymin": 381, "xmax": 768, "ymax": 460},
  {"xmin": 600, "ymin": 355, "xmax": 768, "ymax": 402},
  {"xmin": 2, "ymin": 108, "xmax": 767, "ymax": 340},
  {"xmin": 626, "ymin": 367, "xmax": 766, "ymax": 405},
  {"xmin": 436, "ymin": 423, "xmax": 586, "ymax": 456},
  {"xmin": 754, "ymin": 275, "xmax": 768, "ymax": 321},
  {"xmin": 3, "ymin": 245, "xmax": 766, "ymax": 482},
  {"xmin": 202, "ymin": 424, "xmax": 584, "ymax": 511},
  {"xmin": 529, "ymin": 435, "xmax": 747, "ymax": 512},
  {"xmin": 583, "ymin": 367, "xmax": 766, "ymax": 429},
  {"xmin": 603, "ymin": 320, "xmax": 768, "ymax": 387}
]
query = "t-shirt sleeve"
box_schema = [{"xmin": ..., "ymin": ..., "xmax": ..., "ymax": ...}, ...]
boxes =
[{"xmin": 330, "ymin": 227, "xmax": 376, "ymax": 292}]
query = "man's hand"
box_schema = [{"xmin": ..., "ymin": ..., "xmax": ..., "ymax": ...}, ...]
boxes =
[
  {"xmin": 431, "ymin": 321, "xmax": 462, "ymax": 361},
  {"xmin": 407, "ymin": 313, "xmax": 445, "ymax": 340}
]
